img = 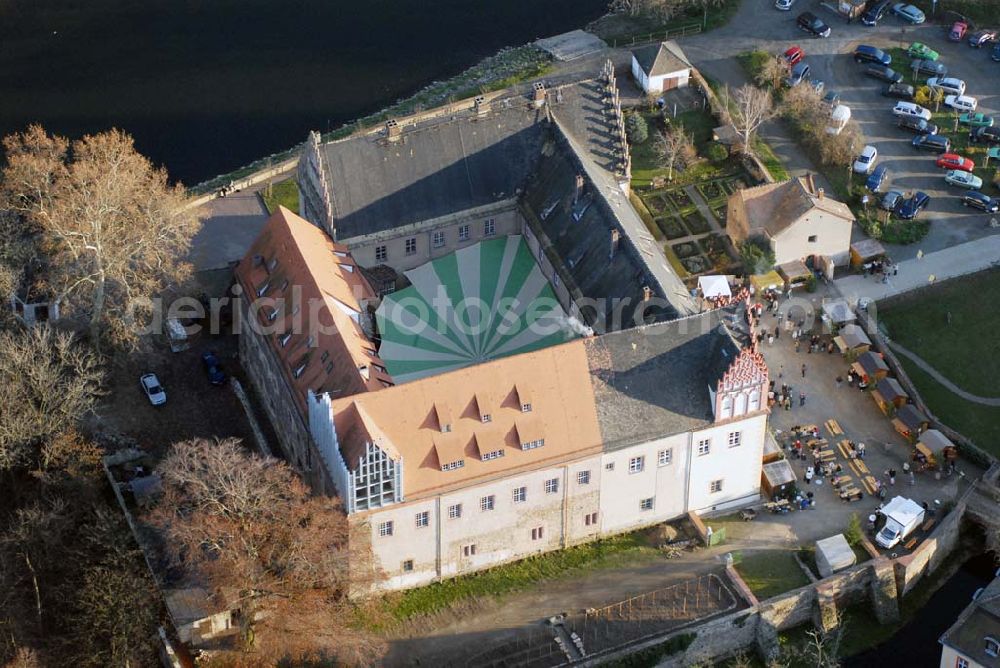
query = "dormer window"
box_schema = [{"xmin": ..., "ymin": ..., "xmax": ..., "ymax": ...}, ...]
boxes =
[
  {"xmin": 441, "ymin": 423, "xmax": 452, "ymax": 433},
  {"xmin": 481, "ymin": 414, "xmax": 492, "ymax": 424},
  {"xmin": 279, "ymin": 279, "xmax": 289, "ymax": 292},
  {"xmin": 256, "ymin": 280, "xmax": 271, "ymax": 297},
  {"xmin": 441, "ymin": 460, "xmax": 464, "ymax": 472},
  {"xmin": 266, "ymin": 307, "xmax": 279, "ymax": 322},
  {"xmin": 481, "ymin": 449, "xmax": 504, "ymax": 461},
  {"xmin": 293, "ymin": 359, "xmax": 308, "ymax": 378},
  {"xmin": 521, "ymin": 439, "xmax": 545, "ymax": 451},
  {"xmin": 268, "ymin": 257, "xmax": 278, "ymax": 271},
  {"xmin": 986, "ymin": 637, "xmax": 1000, "ymax": 658},
  {"xmin": 278, "ymin": 332, "xmax": 292, "ymax": 347},
  {"xmin": 521, "ymin": 403, "xmax": 532, "ymax": 413}
]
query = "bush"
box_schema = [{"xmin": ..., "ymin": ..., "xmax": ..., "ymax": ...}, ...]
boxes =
[
  {"xmin": 845, "ymin": 513, "xmax": 864, "ymax": 547},
  {"xmin": 706, "ymin": 141, "xmax": 729, "ymax": 162},
  {"xmin": 805, "ymin": 273, "xmax": 818, "ymax": 293},
  {"xmin": 739, "ymin": 235, "xmax": 775, "ymax": 275},
  {"xmin": 626, "ymin": 113, "xmax": 649, "ymax": 144}
]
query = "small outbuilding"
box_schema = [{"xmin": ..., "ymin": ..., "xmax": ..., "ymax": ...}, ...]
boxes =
[
  {"xmin": 892, "ymin": 404, "xmax": 930, "ymax": 442},
  {"xmin": 815, "ymin": 534, "xmax": 857, "ymax": 578},
  {"xmin": 822, "ymin": 299, "xmax": 856, "ymax": 328},
  {"xmin": 762, "ymin": 459, "xmax": 797, "ymax": 499},
  {"xmin": 751, "ymin": 270, "xmax": 784, "ymax": 294},
  {"xmin": 630, "ymin": 41, "xmax": 692, "ymax": 94},
  {"xmin": 851, "ymin": 351, "xmax": 889, "ymax": 385},
  {"xmin": 763, "ymin": 431, "xmax": 783, "ymax": 465},
  {"xmin": 872, "ymin": 377, "xmax": 909, "ymax": 415},
  {"xmin": 834, "ymin": 323, "xmax": 872, "ymax": 356},
  {"xmin": 850, "ymin": 238, "xmax": 886, "ymax": 267},
  {"xmin": 777, "ymin": 260, "xmax": 812, "ymax": 286}
]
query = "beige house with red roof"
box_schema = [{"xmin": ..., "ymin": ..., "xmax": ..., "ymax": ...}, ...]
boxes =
[{"xmin": 727, "ymin": 175, "xmax": 855, "ymax": 267}]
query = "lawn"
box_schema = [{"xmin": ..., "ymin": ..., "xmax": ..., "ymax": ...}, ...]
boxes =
[
  {"xmin": 877, "ymin": 268, "xmax": 1000, "ymax": 456},
  {"xmin": 630, "ymin": 109, "xmax": 732, "ymax": 189},
  {"xmin": 361, "ymin": 531, "xmax": 661, "ymax": 627},
  {"xmin": 734, "ymin": 550, "xmax": 810, "ymax": 599},
  {"xmin": 260, "ymin": 178, "xmax": 300, "ymax": 214},
  {"xmin": 589, "ymin": 0, "xmax": 740, "ymax": 45}
]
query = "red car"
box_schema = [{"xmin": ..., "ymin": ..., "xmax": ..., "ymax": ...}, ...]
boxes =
[
  {"xmin": 949, "ymin": 21, "xmax": 968, "ymax": 41},
  {"xmin": 936, "ymin": 153, "xmax": 975, "ymax": 171},
  {"xmin": 784, "ymin": 46, "xmax": 805, "ymax": 66}
]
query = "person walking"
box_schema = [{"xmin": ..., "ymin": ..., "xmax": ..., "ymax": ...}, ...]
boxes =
[
  {"xmin": 768, "ymin": 334, "xmax": 774, "ymax": 346},
  {"xmin": 836, "ymin": 376, "xmax": 843, "ymax": 389},
  {"xmin": 889, "ymin": 468, "xmax": 897, "ymax": 486},
  {"xmin": 799, "ymin": 391, "xmax": 806, "ymax": 406},
  {"xmin": 775, "ymin": 325, "xmax": 780, "ymax": 340},
  {"xmin": 857, "ymin": 442, "xmax": 865, "ymax": 459},
  {"xmin": 801, "ymin": 363, "xmax": 807, "ymax": 378},
  {"xmin": 795, "ymin": 340, "xmax": 801, "ymax": 353}
]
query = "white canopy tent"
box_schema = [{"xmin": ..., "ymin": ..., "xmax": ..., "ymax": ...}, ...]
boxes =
[{"xmin": 698, "ymin": 275, "xmax": 732, "ymax": 300}]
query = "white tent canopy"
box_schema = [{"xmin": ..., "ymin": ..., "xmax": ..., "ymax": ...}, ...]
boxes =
[
  {"xmin": 815, "ymin": 534, "xmax": 856, "ymax": 578},
  {"xmin": 698, "ymin": 275, "xmax": 732, "ymax": 299}
]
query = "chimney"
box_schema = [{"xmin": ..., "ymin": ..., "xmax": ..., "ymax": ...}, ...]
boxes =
[
  {"xmin": 532, "ymin": 82, "xmax": 546, "ymax": 108},
  {"xmin": 610, "ymin": 229, "xmax": 620, "ymax": 259},
  {"xmin": 385, "ymin": 119, "xmax": 401, "ymax": 142},
  {"xmin": 474, "ymin": 95, "xmax": 488, "ymax": 117},
  {"xmin": 817, "ymin": 187, "xmax": 825, "ymax": 200},
  {"xmin": 574, "ymin": 174, "xmax": 585, "ymax": 204},
  {"xmin": 642, "ymin": 286, "xmax": 652, "ymax": 302}
]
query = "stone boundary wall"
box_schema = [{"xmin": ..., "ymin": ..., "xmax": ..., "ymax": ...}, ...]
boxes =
[{"xmin": 229, "ymin": 377, "xmax": 273, "ymax": 458}]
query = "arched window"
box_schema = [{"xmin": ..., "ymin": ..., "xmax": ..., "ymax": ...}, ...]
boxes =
[
  {"xmin": 986, "ymin": 637, "xmax": 1000, "ymax": 658},
  {"xmin": 734, "ymin": 392, "xmax": 748, "ymax": 416},
  {"xmin": 720, "ymin": 395, "xmax": 733, "ymax": 418},
  {"xmin": 749, "ymin": 390, "xmax": 761, "ymax": 411}
]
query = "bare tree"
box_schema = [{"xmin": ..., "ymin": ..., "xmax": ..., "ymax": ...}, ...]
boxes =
[
  {"xmin": 147, "ymin": 438, "xmax": 385, "ymax": 665},
  {"xmin": 756, "ymin": 56, "xmax": 789, "ymax": 90},
  {"xmin": 0, "ymin": 326, "xmax": 104, "ymax": 473},
  {"xmin": 1, "ymin": 125, "xmax": 201, "ymax": 348},
  {"xmin": 609, "ymin": 0, "xmax": 687, "ymax": 20},
  {"xmin": 721, "ymin": 84, "xmax": 775, "ymax": 152},
  {"xmin": 654, "ymin": 126, "xmax": 697, "ymax": 180},
  {"xmin": 783, "ymin": 83, "xmax": 827, "ymax": 132},
  {"xmin": 818, "ymin": 121, "xmax": 863, "ymax": 180}
]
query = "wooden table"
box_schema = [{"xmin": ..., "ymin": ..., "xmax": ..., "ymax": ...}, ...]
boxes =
[
  {"xmin": 816, "ymin": 449, "xmax": 836, "ymax": 463},
  {"xmin": 825, "ymin": 419, "xmax": 844, "ymax": 436}
]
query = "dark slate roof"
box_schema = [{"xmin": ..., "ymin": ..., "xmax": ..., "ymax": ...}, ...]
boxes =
[
  {"xmin": 875, "ymin": 377, "xmax": 908, "ymax": 403},
  {"xmin": 631, "ymin": 42, "xmax": 690, "ymax": 77},
  {"xmin": 584, "ymin": 308, "xmax": 744, "ymax": 451},
  {"xmin": 522, "ymin": 140, "xmax": 674, "ymax": 331},
  {"xmin": 858, "ymin": 351, "xmax": 889, "ymax": 375},
  {"xmin": 320, "ymin": 101, "xmax": 548, "ymax": 240},
  {"xmin": 897, "ymin": 403, "xmax": 929, "ymax": 430},
  {"xmin": 940, "ymin": 576, "xmax": 1000, "ymax": 668}
]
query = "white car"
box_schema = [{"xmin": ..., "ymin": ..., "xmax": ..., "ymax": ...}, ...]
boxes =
[
  {"xmin": 853, "ymin": 145, "xmax": 878, "ymax": 174},
  {"xmin": 140, "ymin": 373, "xmax": 167, "ymax": 406},
  {"xmin": 926, "ymin": 77, "xmax": 966, "ymax": 96},
  {"xmin": 892, "ymin": 101, "xmax": 932, "ymax": 121},
  {"xmin": 775, "ymin": 0, "xmax": 796, "ymax": 9},
  {"xmin": 944, "ymin": 95, "xmax": 978, "ymax": 112}
]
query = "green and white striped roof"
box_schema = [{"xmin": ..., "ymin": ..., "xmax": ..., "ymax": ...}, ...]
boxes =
[{"xmin": 375, "ymin": 236, "xmax": 581, "ymax": 383}]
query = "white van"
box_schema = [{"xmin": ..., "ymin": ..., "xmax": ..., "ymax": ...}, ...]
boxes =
[
  {"xmin": 826, "ymin": 104, "xmax": 852, "ymax": 134},
  {"xmin": 892, "ymin": 101, "xmax": 932, "ymax": 121},
  {"xmin": 945, "ymin": 95, "xmax": 978, "ymax": 112}
]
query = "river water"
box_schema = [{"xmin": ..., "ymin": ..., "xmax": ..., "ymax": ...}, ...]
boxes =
[{"xmin": 0, "ymin": 0, "xmax": 606, "ymax": 185}]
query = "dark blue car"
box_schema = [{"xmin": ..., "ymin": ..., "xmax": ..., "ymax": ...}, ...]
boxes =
[
  {"xmin": 895, "ymin": 192, "xmax": 930, "ymax": 219},
  {"xmin": 993, "ymin": 42, "xmax": 1000, "ymax": 62},
  {"xmin": 866, "ymin": 165, "xmax": 889, "ymax": 193},
  {"xmin": 201, "ymin": 351, "xmax": 227, "ymax": 386}
]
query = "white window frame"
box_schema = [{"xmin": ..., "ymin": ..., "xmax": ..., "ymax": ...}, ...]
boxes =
[
  {"xmin": 577, "ymin": 470, "xmax": 591, "ymax": 485},
  {"xmin": 658, "ymin": 449, "xmax": 673, "ymax": 466},
  {"xmin": 521, "ymin": 403, "xmax": 532, "ymax": 413},
  {"xmin": 710, "ymin": 479, "xmax": 724, "ymax": 494},
  {"xmin": 531, "ymin": 526, "xmax": 544, "ymax": 541},
  {"xmin": 432, "ymin": 230, "xmax": 446, "ymax": 248},
  {"xmin": 521, "ymin": 438, "xmax": 544, "ymax": 451},
  {"xmin": 513, "ymin": 486, "xmax": 527, "ymax": 503},
  {"xmin": 402, "ymin": 559, "xmax": 414, "ymax": 572},
  {"xmin": 375, "ymin": 245, "xmax": 387, "ymax": 262},
  {"xmin": 405, "ymin": 237, "xmax": 417, "ymax": 255},
  {"xmin": 986, "ymin": 637, "xmax": 1000, "ymax": 658},
  {"xmin": 480, "ymin": 495, "xmax": 495, "ymax": 512},
  {"xmin": 447, "ymin": 503, "xmax": 462, "ymax": 519},
  {"xmin": 605, "ymin": 462, "xmax": 615, "ymax": 471},
  {"xmin": 956, "ymin": 658, "xmax": 969, "ymax": 668},
  {"xmin": 463, "ymin": 544, "xmax": 477, "ymax": 557},
  {"xmin": 697, "ymin": 439, "xmax": 711, "ymax": 456},
  {"xmin": 458, "ymin": 224, "xmax": 470, "ymax": 241},
  {"xmin": 415, "ymin": 511, "xmax": 429, "ymax": 528},
  {"xmin": 640, "ymin": 497, "xmax": 654, "ymax": 511},
  {"xmin": 628, "ymin": 456, "xmax": 645, "ymax": 474},
  {"xmin": 484, "ymin": 218, "xmax": 496, "ymax": 236},
  {"xmin": 544, "ymin": 478, "xmax": 559, "ymax": 494},
  {"xmin": 728, "ymin": 431, "xmax": 742, "ymax": 448},
  {"xmin": 378, "ymin": 521, "xmax": 393, "ymax": 537},
  {"xmin": 481, "ymin": 449, "xmax": 504, "ymax": 461}
]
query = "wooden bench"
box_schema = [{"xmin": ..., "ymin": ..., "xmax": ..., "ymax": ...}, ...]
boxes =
[
  {"xmin": 904, "ymin": 537, "xmax": 918, "ymax": 550},
  {"xmin": 849, "ymin": 461, "xmax": 864, "ymax": 477},
  {"xmin": 862, "ymin": 475, "xmax": 879, "ymax": 495},
  {"xmin": 855, "ymin": 460, "xmax": 871, "ymax": 475},
  {"xmin": 807, "ymin": 438, "xmax": 829, "ymax": 449},
  {"xmin": 837, "ymin": 439, "xmax": 853, "ymax": 459},
  {"xmin": 816, "ymin": 449, "xmax": 836, "ymax": 463},
  {"xmin": 839, "ymin": 485, "xmax": 863, "ymax": 502},
  {"xmin": 922, "ymin": 518, "xmax": 936, "ymax": 532},
  {"xmin": 831, "ymin": 474, "xmax": 853, "ymax": 487},
  {"xmin": 825, "ymin": 419, "xmax": 844, "ymax": 436}
]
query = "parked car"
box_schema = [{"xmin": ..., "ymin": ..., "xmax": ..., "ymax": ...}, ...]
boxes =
[
  {"xmin": 970, "ymin": 126, "xmax": 1000, "ymax": 144},
  {"xmin": 881, "ymin": 190, "xmax": 904, "ymax": 211},
  {"xmin": 787, "ymin": 62, "xmax": 811, "ymax": 87},
  {"xmin": 863, "ymin": 0, "xmax": 892, "ymax": 25},
  {"xmin": 865, "ymin": 64, "xmax": 902, "ymax": 82},
  {"xmin": 912, "ymin": 134, "xmax": 951, "ymax": 152},
  {"xmin": 944, "ymin": 169, "xmax": 983, "ymax": 189},
  {"xmin": 910, "ymin": 59, "xmax": 947, "ymax": 77},
  {"xmin": 993, "ymin": 42, "xmax": 1000, "ymax": 61},
  {"xmin": 854, "ymin": 44, "xmax": 892, "ymax": 65},
  {"xmin": 962, "ymin": 191, "xmax": 1000, "ymax": 212},
  {"xmin": 893, "ymin": 101, "xmax": 932, "ymax": 120},
  {"xmin": 945, "ymin": 95, "xmax": 978, "ymax": 112},
  {"xmin": 866, "ymin": 164, "xmax": 889, "ymax": 192},
  {"xmin": 892, "ymin": 3, "xmax": 925, "ymax": 23},
  {"xmin": 968, "ymin": 29, "xmax": 998, "ymax": 47},
  {"xmin": 907, "ymin": 42, "xmax": 939, "ymax": 60},
  {"xmin": 140, "ymin": 373, "xmax": 167, "ymax": 406},
  {"xmin": 927, "ymin": 77, "xmax": 966, "ymax": 96},
  {"xmin": 883, "ymin": 82, "xmax": 915, "ymax": 100},
  {"xmin": 811, "ymin": 79, "xmax": 826, "ymax": 94},
  {"xmin": 797, "ymin": 12, "xmax": 831, "ymax": 37},
  {"xmin": 895, "ymin": 191, "xmax": 930, "ymax": 219},
  {"xmin": 936, "ymin": 153, "xmax": 976, "ymax": 171},
  {"xmin": 959, "ymin": 112, "xmax": 994, "ymax": 127},
  {"xmin": 897, "ymin": 116, "xmax": 938, "ymax": 134},
  {"xmin": 827, "ymin": 104, "xmax": 852, "ymax": 134},
  {"xmin": 949, "ymin": 21, "xmax": 968, "ymax": 41},
  {"xmin": 823, "ymin": 89, "xmax": 842, "ymax": 106},
  {"xmin": 784, "ymin": 45, "xmax": 805, "ymax": 65},
  {"xmin": 775, "ymin": 0, "xmax": 797, "ymax": 10},
  {"xmin": 201, "ymin": 351, "xmax": 227, "ymax": 386},
  {"xmin": 853, "ymin": 145, "xmax": 878, "ymax": 174}
]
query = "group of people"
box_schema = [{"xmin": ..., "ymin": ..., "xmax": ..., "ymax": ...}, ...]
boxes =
[
  {"xmin": 863, "ymin": 258, "xmax": 898, "ymax": 284},
  {"xmin": 769, "ymin": 381, "xmax": 805, "ymax": 411}
]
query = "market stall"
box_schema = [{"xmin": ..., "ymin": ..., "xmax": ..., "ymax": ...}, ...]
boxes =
[
  {"xmin": 892, "ymin": 404, "xmax": 930, "ymax": 442},
  {"xmin": 871, "ymin": 377, "xmax": 909, "ymax": 415},
  {"xmin": 834, "ymin": 324, "xmax": 872, "ymax": 356},
  {"xmin": 851, "ymin": 351, "xmax": 890, "ymax": 386}
]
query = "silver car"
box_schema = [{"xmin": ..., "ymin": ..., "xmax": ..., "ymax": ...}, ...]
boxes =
[{"xmin": 140, "ymin": 373, "xmax": 167, "ymax": 406}]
